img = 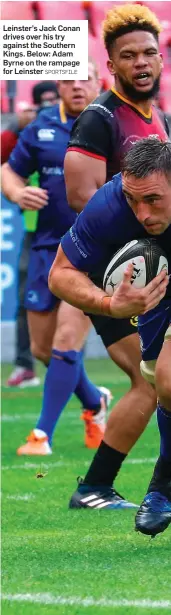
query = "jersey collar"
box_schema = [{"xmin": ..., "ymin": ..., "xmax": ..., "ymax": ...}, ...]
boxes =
[
  {"xmin": 59, "ymin": 101, "xmax": 67, "ymax": 124},
  {"xmin": 59, "ymin": 100, "xmax": 80, "ymax": 124},
  {"xmin": 111, "ymin": 86, "xmax": 152, "ymax": 119}
]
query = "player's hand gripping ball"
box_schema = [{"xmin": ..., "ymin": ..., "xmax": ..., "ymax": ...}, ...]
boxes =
[{"xmin": 103, "ymin": 239, "xmax": 168, "ymax": 295}]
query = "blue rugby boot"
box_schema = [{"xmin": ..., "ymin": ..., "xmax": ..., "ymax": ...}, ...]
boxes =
[
  {"xmin": 135, "ymin": 491, "xmax": 171, "ymax": 536},
  {"xmin": 135, "ymin": 456, "xmax": 171, "ymax": 536}
]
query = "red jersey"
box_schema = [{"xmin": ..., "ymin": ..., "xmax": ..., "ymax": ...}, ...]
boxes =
[{"xmin": 67, "ymin": 88, "xmax": 169, "ymax": 180}]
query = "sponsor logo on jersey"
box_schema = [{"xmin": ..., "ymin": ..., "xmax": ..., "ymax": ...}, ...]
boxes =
[
  {"xmin": 27, "ymin": 290, "xmax": 39, "ymax": 303},
  {"xmin": 70, "ymin": 227, "xmax": 87, "ymax": 258},
  {"xmin": 124, "ymin": 134, "xmax": 162, "ymax": 147},
  {"xmin": 38, "ymin": 129, "xmax": 55, "ymax": 141},
  {"xmin": 42, "ymin": 166, "xmax": 64, "ymax": 176},
  {"xmin": 130, "ymin": 315, "xmax": 138, "ymax": 327},
  {"xmin": 148, "ymin": 134, "xmax": 161, "ymax": 139},
  {"xmin": 87, "ymin": 103, "xmax": 114, "ymax": 118}
]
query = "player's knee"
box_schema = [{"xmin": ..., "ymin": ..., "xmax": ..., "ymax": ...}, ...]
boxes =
[
  {"xmin": 54, "ymin": 324, "xmax": 79, "ymax": 351},
  {"xmin": 124, "ymin": 361, "xmax": 140, "ymax": 385},
  {"xmin": 122, "ymin": 360, "xmax": 154, "ymax": 393},
  {"xmin": 30, "ymin": 339, "xmax": 51, "ymax": 364}
]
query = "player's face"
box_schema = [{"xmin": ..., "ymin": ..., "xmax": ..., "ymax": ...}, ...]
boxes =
[
  {"xmin": 108, "ymin": 31, "xmax": 163, "ymax": 102},
  {"xmin": 122, "ymin": 172, "xmax": 171, "ymax": 234},
  {"xmin": 57, "ymin": 63, "xmax": 100, "ymax": 115}
]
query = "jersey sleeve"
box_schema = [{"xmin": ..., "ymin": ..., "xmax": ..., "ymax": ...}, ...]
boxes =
[
  {"xmin": 61, "ymin": 182, "xmax": 116, "ymax": 272},
  {"xmin": 8, "ymin": 123, "xmax": 38, "ymax": 178},
  {"xmin": 67, "ymin": 109, "xmax": 112, "ymax": 161}
]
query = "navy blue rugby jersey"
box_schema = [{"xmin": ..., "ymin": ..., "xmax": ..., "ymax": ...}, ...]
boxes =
[
  {"xmin": 8, "ymin": 102, "xmax": 77, "ymax": 248},
  {"xmin": 67, "ymin": 88, "xmax": 169, "ymax": 180},
  {"xmin": 61, "ymin": 174, "xmax": 171, "ymax": 299}
]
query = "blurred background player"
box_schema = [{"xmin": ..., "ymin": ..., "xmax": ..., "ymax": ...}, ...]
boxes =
[
  {"xmin": 1, "ymin": 102, "xmax": 36, "ymax": 166},
  {"xmin": 1, "ymin": 81, "xmax": 59, "ymax": 387},
  {"xmin": 49, "ymin": 138, "xmax": 170, "ymax": 510},
  {"xmin": 64, "ymin": 3, "xmax": 170, "ymax": 507},
  {"xmin": 2, "ymin": 60, "xmax": 111, "ymax": 455},
  {"xmin": 1, "ymin": 99, "xmax": 37, "ymax": 386},
  {"xmin": 6, "ymin": 81, "xmax": 17, "ymax": 115}
]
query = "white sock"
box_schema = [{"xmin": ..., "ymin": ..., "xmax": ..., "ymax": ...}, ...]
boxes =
[{"xmin": 33, "ymin": 428, "xmax": 47, "ymax": 439}]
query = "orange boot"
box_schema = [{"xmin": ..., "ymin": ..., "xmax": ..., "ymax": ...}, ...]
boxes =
[
  {"xmin": 81, "ymin": 387, "xmax": 112, "ymax": 449},
  {"xmin": 17, "ymin": 430, "xmax": 52, "ymax": 455}
]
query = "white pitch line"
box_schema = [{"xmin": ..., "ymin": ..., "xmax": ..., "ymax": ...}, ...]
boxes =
[
  {"xmin": 1, "ymin": 461, "xmax": 69, "ymax": 471},
  {"xmin": 1, "ymin": 376, "xmax": 127, "ymax": 390},
  {"xmin": 2, "ymin": 594, "xmax": 171, "ymax": 609},
  {"xmin": 1, "ymin": 458, "xmax": 157, "ymax": 472},
  {"xmin": 6, "ymin": 494, "xmax": 35, "ymax": 501},
  {"xmin": 1, "ymin": 414, "xmax": 37, "ymax": 422},
  {"xmin": 126, "ymin": 458, "xmax": 157, "ymax": 465},
  {"xmin": 1, "ymin": 413, "xmax": 79, "ymax": 422},
  {"xmin": 1, "ymin": 412, "xmax": 157, "ymax": 423}
]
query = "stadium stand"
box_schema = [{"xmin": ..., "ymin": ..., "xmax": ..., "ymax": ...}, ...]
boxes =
[
  {"xmin": 1, "ymin": 1, "xmax": 40, "ymax": 19},
  {"xmin": 1, "ymin": 1, "xmax": 41, "ymax": 111},
  {"xmin": 38, "ymin": 1, "xmax": 85, "ymax": 20}
]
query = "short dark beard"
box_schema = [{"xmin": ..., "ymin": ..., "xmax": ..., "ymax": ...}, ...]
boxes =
[{"xmin": 118, "ymin": 75, "xmax": 161, "ymax": 102}]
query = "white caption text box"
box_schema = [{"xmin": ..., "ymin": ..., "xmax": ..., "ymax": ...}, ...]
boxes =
[{"xmin": 1, "ymin": 20, "xmax": 88, "ymax": 80}]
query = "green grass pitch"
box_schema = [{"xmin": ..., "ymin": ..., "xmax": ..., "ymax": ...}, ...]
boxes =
[{"xmin": 1, "ymin": 359, "xmax": 171, "ymax": 615}]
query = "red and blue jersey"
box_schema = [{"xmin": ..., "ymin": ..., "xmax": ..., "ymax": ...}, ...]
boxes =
[
  {"xmin": 67, "ymin": 88, "xmax": 169, "ymax": 179},
  {"xmin": 8, "ymin": 102, "xmax": 77, "ymax": 248}
]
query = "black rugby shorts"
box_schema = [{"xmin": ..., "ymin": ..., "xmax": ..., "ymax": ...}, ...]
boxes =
[
  {"xmin": 89, "ymin": 313, "xmax": 138, "ymax": 349},
  {"xmin": 88, "ymin": 271, "xmax": 138, "ymax": 348}
]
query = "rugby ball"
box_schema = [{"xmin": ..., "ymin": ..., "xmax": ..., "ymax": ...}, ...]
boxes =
[{"xmin": 103, "ymin": 239, "xmax": 168, "ymax": 296}]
